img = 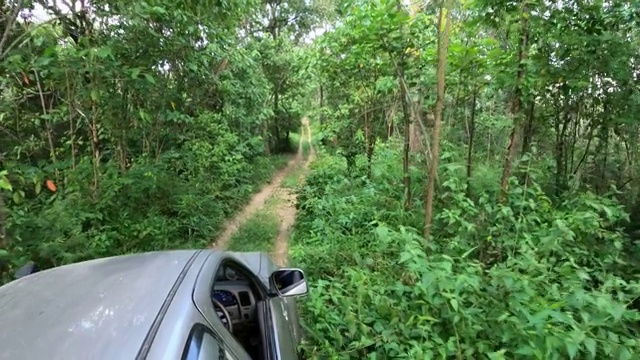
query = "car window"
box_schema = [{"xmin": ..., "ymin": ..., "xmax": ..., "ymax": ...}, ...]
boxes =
[{"xmin": 182, "ymin": 324, "xmax": 239, "ymax": 360}]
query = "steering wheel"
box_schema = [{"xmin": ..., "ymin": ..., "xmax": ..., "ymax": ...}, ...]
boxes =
[{"xmin": 212, "ymin": 298, "xmax": 233, "ymax": 333}]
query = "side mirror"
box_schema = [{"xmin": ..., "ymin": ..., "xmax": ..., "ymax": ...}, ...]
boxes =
[{"xmin": 269, "ymin": 268, "xmax": 308, "ymax": 298}]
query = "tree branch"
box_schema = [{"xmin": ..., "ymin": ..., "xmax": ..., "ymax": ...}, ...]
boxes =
[{"xmin": 0, "ymin": 0, "xmax": 24, "ymax": 58}]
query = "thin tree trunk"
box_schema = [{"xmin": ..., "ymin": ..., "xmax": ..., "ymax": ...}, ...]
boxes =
[
  {"xmin": 466, "ymin": 87, "xmax": 477, "ymax": 197},
  {"xmin": 364, "ymin": 105, "xmax": 375, "ymax": 178},
  {"xmin": 273, "ymin": 89, "xmax": 280, "ymax": 151},
  {"xmin": 65, "ymin": 71, "xmax": 76, "ymax": 169},
  {"xmin": 424, "ymin": 0, "xmax": 453, "ymax": 240},
  {"xmin": 264, "ymin": 126, "xmax": 271, "ymax": 155},
  {"xmin": 498, "ymin": 3, "xmax": 529, "ymax": 203},
  {"xmin": 34, "ymin": 71, "xmax": 57, "ymax": 164},
  {"xmin": 572, "ymin": 121, "xmax": 595, "ymax": 176},
  {"xmin": 521, "ymin": 100, "xmax": 535, "ymax": 154},
  {"xmin": 397, "ymin": 62, "xmax": 412, "ymax": 209},
  {"xmin": 319, "ymin": 84, "xmax": 324, "ymax": 126},
  {"xmin": 89, "ymin": 102, "xmax": 101, "ymax": 199},
  {"xmin": 599, "ymin": 122, "xmax": 610, "ymax": 194},
  {"xmin": 0, "ymin": 0, "xmax": 22, "ymax": 60},
  {"xmin": 568, "ymin": 100, "xmax": 581, "ymax": 172},
  {"xmin": 0, "ymin": 192, "xmax": 6, "ymax": 248},
  {"xmin": 554, "ymin": 107, "xmax": 564, "ymax": 197}
]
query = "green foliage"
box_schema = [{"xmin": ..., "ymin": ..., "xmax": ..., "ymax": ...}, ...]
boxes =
[
  {"xmin": 227, "ymin": 200, "xmax": 281, "ymax": 253},
  {"xmin": 3, "ymin": 154, "xmax": 286, "ymax": 275},
  {"xmin": 291, "ymin": 148, "xmax": 640, "ymax": 359},
  {"xmin": 0, "ymin": 0, "xmax": 298, "ymax": 281},
  {"xmin": 282, "ymin": 166, "xmax": 304, "ymax": 189},
  {"xmin": 296, "ymin": 3, "xmax": 640, "ymax": 356},
  {"xmin": 3, "ymin": 1, "xmax": 640, "ymax": 359}
]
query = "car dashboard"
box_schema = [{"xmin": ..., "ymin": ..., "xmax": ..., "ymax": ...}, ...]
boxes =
[{"xmin": 212, "ymin": 267, "xmax": 258, "ymax": 329}]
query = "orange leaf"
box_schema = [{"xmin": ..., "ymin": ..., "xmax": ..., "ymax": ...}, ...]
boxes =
[
  {"xmin": 21, "ymin": 71, "xmax": 30, "ymax": 85},
  {"xmin": 46, "ymin": 179, "xmax": 57, "ymax": 192}
]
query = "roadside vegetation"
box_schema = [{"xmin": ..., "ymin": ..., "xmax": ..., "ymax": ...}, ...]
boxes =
[
  {"xmin": 0, "ymin": 0, "xmax": 318, "ymax": 281},
  {"xmin": 289, "ymin": 0, "xmax": 640, "ymax": 359}
]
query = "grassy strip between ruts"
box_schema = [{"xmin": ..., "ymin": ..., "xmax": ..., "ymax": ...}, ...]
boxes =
[
  {"xmin": 226, "ymin": 197, "xmax": 282, "ymax": 253},
  {"xmin": 301, "ymin": 137, "xmax": 311, "ymax": 160},
  {"xmin": 289, "ymin": 131, "xmax": 311, "ymax": 161},
  {"xmin": 281, "ymin": 164, "xmax": 305, "ymax": 189}
]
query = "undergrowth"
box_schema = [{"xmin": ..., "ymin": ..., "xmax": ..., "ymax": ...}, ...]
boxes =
[
  {"xmin": 227, "ymin": 198, "xmax": 281, "ymax": 253},
  {"xmin": 1, "ymin": 113, "xmax": 289, "ymax": 283},
  {"xmin": 282, "ymin": 165, "xmax": 305, "ymax": 189},
  {"xmin": 290, "ymin": 142, "xmax": 640, "ymax": 359}
]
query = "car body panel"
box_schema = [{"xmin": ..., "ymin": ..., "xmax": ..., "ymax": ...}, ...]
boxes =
[
  {"xmin": 144, "ymin": 251, "xmax": 209, "ymax": 360},
  {"xmin": 0, "ymin": 250, "xmax": 306, "ymax": 360},
  {"xmin": 0, "ymin": 250, "xmax": 199, "ymax": 360},
  {"xmin": 227, "ymin": 251, "xmax": 272, "ymax": 287},
  {"xmin": 273, "ymin": 296, "xmax": 303, "ymax": 353},
  {"xmin": 227, "ymin": 252, "xmax": 303, "ymax": 348},
  {"xmin": 191, "ymin": 252, "xmax": 252, "ymax": 359}
]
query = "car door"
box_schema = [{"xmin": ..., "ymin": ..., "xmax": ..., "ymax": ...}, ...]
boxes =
[
  {"xmin": 255, "ymin": 257, "xmax": 304, "ymax": 359},
  {"xmin": 217, "ymin": 257, "xmax": 301, "ymax": 360},
  {"xmin": 191, "ymin": 253, "xmax": 253, "ymax": 360},
  {"xmin": 266, "ymin": 296, "xmax": 299, "ymax": 359},
  {"xmin": 193, "ymin": 252, "xmax": 304, "ymax": 360},
  {"xmin": 182, "ymin": 323, "xmax": 242, "ymax": 360}
]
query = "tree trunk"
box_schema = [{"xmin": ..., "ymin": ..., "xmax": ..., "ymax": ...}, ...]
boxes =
[
  {"xmin": 364, "ymin": 105, "xmax": 376, "ymax": 178},
  {"xmin": 498, "ymin": 3, "xmax": 529, "ymax": 203},
  {"xmin": 0, "ymin": 192, "xmax": 6, "ymax": 249},
  {"xmin": 319, "ymin": 84, "xmax": 324, "ymax": 126},
  {"xmin": 89, "ymin": 102, "xmax": 101, "ymax": 199},
  {"xmin": 598, "ymin": 120, "xmax": 610, "ymax": 194},
  {"xmin": 0, "ymin": 0, "xmax": 22, "ymax": 60},
  {"xmin": 397, "ymin": 62, "xmax": 412, "ymax": 209},
  {"xmin": 424, "ymin": 0, "xmax": 453, "ymax": 240},
  {"xmin": 521, "ymin": 100, "xmax": 535, "ymax": 155},
  {"xmin": 466, "ymin": 86, "xmax": 477, "ymax": 197},
  {"xmin": 554, "ymin": 107, "xmax": 565, "ymax": 197},
  {"xmin": 273, "ymin": 88, "xmax": 280, "ymax": 152}
]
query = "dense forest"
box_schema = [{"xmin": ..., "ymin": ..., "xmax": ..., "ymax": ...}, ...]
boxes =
[
  {"xmin": 2, "ymin": 0, "xmax": 640, "ymax": 358},
  {"xmin": 0, "ymin": 0, "xmax": 319, "ymax": 271}
]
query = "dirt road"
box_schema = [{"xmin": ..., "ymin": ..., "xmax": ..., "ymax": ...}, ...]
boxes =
[
  {"xmin": 212, "ymin": 117, "xmax": 315, "ymax": 260},
  {"xmin": 272, "ymin": 117, "xmax": 315, "ymax": 266}
]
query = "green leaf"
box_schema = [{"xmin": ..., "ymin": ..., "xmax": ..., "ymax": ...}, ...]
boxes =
[
  {"xmin": 618, "ymin": 347, "xmax": 632, "ymax": 360},
  {"xmin": 566, "ymin": 342, "xmax": 578, "ymax": 359},
  {"xmin": 514, "ymin": 346, "xmax": 535, "ymax": 355},
  {"xmin": 144, "ymin": 74, "xmax": 156, "ymax": 84},
  {"xmin": 130, "ymin": 68, "xmax": 141, "ymax": 79},
  {"xmin": 584, "ymin": 337, "xmax": 596, "ymax": 358},
  {"xmin": 449, "ymin": 298, "xmax": 458, "ymax": 311},
  {"xmin": 487, "ymin": 349, "xmax": 507, "ymax": 360},
  {"xmin": 96, "ymin": 47, "xmax": 112, "ymax": 59},
  {"xmin": 375, "ymin": 225, "xmax": 389, "ymax": 241},
  {"xmin": 0, "ymin": 177, "xmax": 11, "ymax": 191},
  {"xmin": 610, "ymin": 304, "xmax": 625, "ymax": 321}
]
